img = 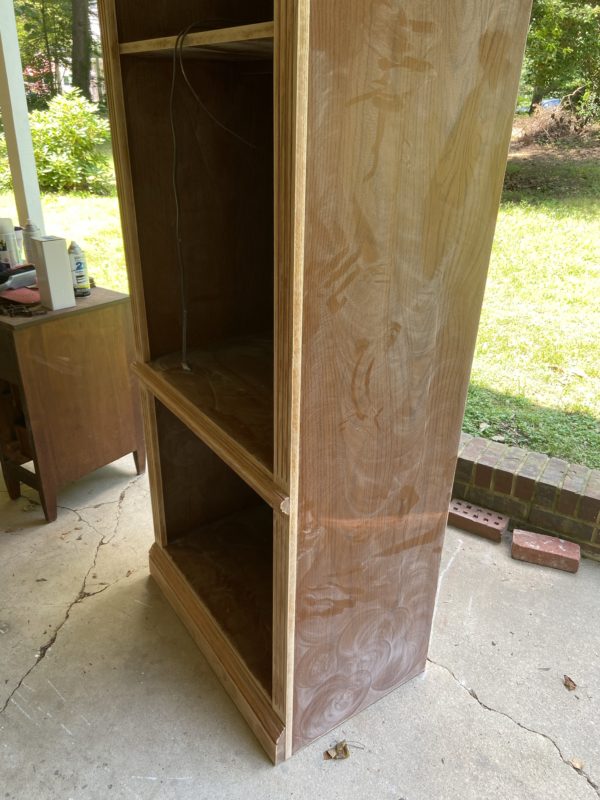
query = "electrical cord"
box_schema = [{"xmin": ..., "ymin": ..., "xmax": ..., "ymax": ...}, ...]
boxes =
[{"xmin": 169, "ymin": 19, "xmax": 259, "ymax": 372}]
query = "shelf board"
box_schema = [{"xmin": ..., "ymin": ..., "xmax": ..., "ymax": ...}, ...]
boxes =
[
  {"xmin": 150, "ymin": 539, "xmax": 285, "ymax": 762},
  {"xmin": 166, "ymin": 503, "xmax": 273, "ymax": 692},
  {"xmin": 133, "ymin": 335, "xmax": 288, "ymax": 512},
  {"xmin": 119, "ymin": 21, "xmax": 274, "ymax": 59}
]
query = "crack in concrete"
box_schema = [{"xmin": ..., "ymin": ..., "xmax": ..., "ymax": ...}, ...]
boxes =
[
  {"xmin": 0, "ymin": 477, "xmax": 140, "ymax": 718},
  {"xmin": 427, "ymin": 658, "xmax": 600, "ymax": 798}
]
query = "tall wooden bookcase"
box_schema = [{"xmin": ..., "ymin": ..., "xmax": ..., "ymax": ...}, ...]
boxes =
[{"xmin": 99, "ymin": 0, "xmax": 532, "ymax": 762}]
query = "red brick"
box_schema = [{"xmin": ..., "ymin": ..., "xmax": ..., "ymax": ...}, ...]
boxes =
[
  {"xmin": 532, "ymin": 458, "xmax": 570, "ymax": 509},
  {"xmin": 458, "ymin": 432, "xmax": 474, "ymax": 455},
  {"xmin": 448, "ymin": 498, "xmax": 508, "ymax": 542},
  {"xmin": 511, "ymin": 530, "xmax": 580, "ymax": 573},
  {"xmin": 557, "ymin": 464, "xmax": 591, "ymax": 517},
  {"xmin": 455, "ymin": 455, "xmax": 474, "ymax": 483},
  {"xmin": 452, "ymin": 481, "xmax": 469, "ymax": 500},
  {"xmin": 492, "ymin": 447, "xmax": 528, "ymax": 495},
  {"xmin": 514, "ymin": 452, "xmax": 549, "ymax": 501},
  {"xmin": 529, "ymin": 506, "xmax": 595, "ymax": 542},
  {"xmin": 474, "ymin": 441, "xmax": 509, "ymax": 490},
  {"xmin": 578, "ymin": 471, "xmax": 600, "ymax": 524},
  {"xmin": 466, "ymin": 486, "xmax": 529, "ymax": 520}
]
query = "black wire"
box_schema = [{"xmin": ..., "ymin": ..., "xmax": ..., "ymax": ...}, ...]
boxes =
[
  {"xmin": 170, "ymin": 29, "xmax": 191, "ymax": 371},
  {"xmin": 177, "ymin": 25, "xmax": 258, "ymax": 149},
  {"xmin": 170, "ymin": 19, "xmax": 260, "ymax": 372}
]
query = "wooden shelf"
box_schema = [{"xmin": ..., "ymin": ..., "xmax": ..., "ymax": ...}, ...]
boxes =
[
  {"xmin": 165, "ymin": 503, "xmax": 273, "ymax": 692},
  {"xmin": 133, "ymin": 336, "xmax": 287, "ymax": 512},
  {"xmin": 119, "ymin": 21, "xmax": 274, "ymax": 58}
]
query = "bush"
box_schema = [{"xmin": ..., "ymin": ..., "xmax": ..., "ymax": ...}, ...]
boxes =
[
  {"xmin": 0, "ymin": 89, "xmax": 113, "ymax": 194},
  {"xmin": 515, "ymin": 105, "xmax": 596, "ymax": 146}
]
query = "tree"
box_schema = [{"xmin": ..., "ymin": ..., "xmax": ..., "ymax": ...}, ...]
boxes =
[
  {"xmin": 14, "ymin": 0, "xmax": 71, "ymax": 102},
  {"xmin": 525, "ymin": 0, "xmax": 600, "ymax": 110},
  {"xmin": 71, "ymin": 0, "xmax": 91, "ymax": 98}
]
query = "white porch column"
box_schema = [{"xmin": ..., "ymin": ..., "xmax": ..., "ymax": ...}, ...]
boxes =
[{"xmin": 0, "ymin": 0, "xmax": 45, "ymax": 231}]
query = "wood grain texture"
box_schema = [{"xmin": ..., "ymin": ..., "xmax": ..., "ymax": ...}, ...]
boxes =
[
  {"xmin": 292, "ymin": 0, "xmax": 532, "ymax": 751},
  {"xmin": 151, "ymin": 336, "xmax": 273, "ymax": 468},
  {"xmin": 167, "ymin": 503, "xmax": 273, "ymax": 692},
  {"xmin": 119, "ymin": 55, "xmax": 273, "ymax": 362},
  {"xmin": 152, "ymin": 398, "xmax": 264, "ymax": 541},
  {"xmin": 97, "ymin": 1, "xmax": 151, "ymax": 362},
  {"xmin": 119, "ymin": 21, "xmax": 274, "ymax": 55},
  {"xmin": 150, "ymin": 542, "xmax": 286, "ymax": 763},
  {"xmin": 274, "ymin": 0, "xmax": 311, "ymax": 758},
  {"xmin": 114, "ymin": 0, "xmax": 273, "ymax": 43},
  {"xmin": 134, "ymin": 340, "xmax": 288, "ymax": 512},
  {"xmin": 0, "ymin": 291, "xmax": 144, "ymax": 521}
]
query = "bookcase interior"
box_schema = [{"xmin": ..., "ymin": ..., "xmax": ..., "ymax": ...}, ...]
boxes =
[
  {"xmin": 154, "ymin": 399, "xmax": 274, "ymax": 692},
  {"xmin": 120, "ymin": 43, "xmax": 274, "ymax": 466},
  {"xmin": 115, "ymin": 1, "xmax": 274, "ymax": 43}
]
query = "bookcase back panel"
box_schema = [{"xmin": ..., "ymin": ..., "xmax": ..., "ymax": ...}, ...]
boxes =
[
  {"xmin": 292, "ymin": 0, "xmax": 532, "ymax": 751},
  {"xmin": 121, "ymin": 56, "xmax": 274, "ymax": 360},
  {"xmin": 155, "ymin": 400, "xmax": 260, "ymax": 540},
  {"xmin": 116, "ymin": 1, "xmax": 274, "ymax": 43}
]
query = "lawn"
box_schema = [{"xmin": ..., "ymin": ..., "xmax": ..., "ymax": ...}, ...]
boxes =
[{"xmin": 1, "ymin": 140, "xmax": 599, "ymax": 468}]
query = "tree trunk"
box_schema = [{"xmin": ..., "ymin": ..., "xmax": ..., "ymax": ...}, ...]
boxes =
[
  {"xmin": 71, "ymin": 0, "xmax": 91, "ymax": 98},
  {"xmin": 529, "ymin": 87, "xmax": 544, "ymax": 114}
]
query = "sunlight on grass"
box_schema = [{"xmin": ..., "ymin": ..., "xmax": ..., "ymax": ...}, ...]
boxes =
[
  {"xmin": 0, "ymin": 192, "xmax": 127, "ymax": 294},
  {"xmin": 475, "ymin": 200, "xmax": 600, "ymax": 419}
]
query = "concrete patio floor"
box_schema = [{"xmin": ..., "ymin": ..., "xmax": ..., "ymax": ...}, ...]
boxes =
[{"xmin": 1, "ymin": 458, "xmax": 598, "ymax": 800}]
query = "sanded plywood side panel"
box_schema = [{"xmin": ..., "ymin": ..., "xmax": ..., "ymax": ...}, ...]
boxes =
[{"xmin": 292, "ymin": 0, "xmax": 532, "ymax": 750}]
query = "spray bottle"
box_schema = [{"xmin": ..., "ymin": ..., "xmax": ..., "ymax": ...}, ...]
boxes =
[{"xmin": 68, "ymin": 241, "xmax": 91, "ymax": 297}]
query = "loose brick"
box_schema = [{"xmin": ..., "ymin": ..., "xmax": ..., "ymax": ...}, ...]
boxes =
[
  {"xmin": 514, "ymin": 452, "xmax": 549, "ymax": 501},
  {"xmin": 578, "ymin": 470, "xmax": 600, "ymax": 524},
  {"xmin": 448, "ymin": 498, "xmax": 508, "ymax": 542},
  {"xmin": 474, "ymin": 441, "xmax": 508, "ymax": 490},
  {"xmin": 529, "ymin": 507, "xmax": 595, "ymax": 542},
  {"xmin": 492, "ymin": 446, "xmax": 528, "ymax": 495},
  {"xmin": 557, "ymin": 463, "xmax": 591, "ymax": 517},
  {"xmin": 511, "ymin": 530, "xmax": 580, "ymax": 573},
  {"xmin": 532, "ymin": 457, "xmax": 570, "ymax": 509}
]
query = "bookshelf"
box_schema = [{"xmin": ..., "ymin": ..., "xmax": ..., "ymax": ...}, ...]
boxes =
[{"xmin": 99, "ymin": 0, "xmax": 532, "ymax": 762}]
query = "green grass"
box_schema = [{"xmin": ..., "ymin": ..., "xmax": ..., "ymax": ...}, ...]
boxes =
[
  {"xmin": 0, "ymin": 192, "xmax": 128, "ymax": 293},
  {"xmin": 467, "ymin": 155, "xmax": 600, "ymax": 468},
  {"xmin": 2, "ymin": 144, "xmax": 599, "ymax": 468}
]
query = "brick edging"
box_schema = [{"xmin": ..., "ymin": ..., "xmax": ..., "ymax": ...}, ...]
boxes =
[{"xmin": 453, "ymin": 434, "xmax": 600, "ymax": 556}]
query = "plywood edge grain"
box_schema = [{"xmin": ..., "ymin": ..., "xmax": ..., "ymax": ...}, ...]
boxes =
[
  {"xmin": 119, "ymin": 21, "xmax": 275, "ymax": 55},
  {"xmin": 139, "ymin": 389, "xmax": 168, "ymax": 546},
  {"xmin": 97, "ymin": 0, "xmax": 150, "ymax": 362},
  {"xmin": 149, "ymin": 543, "xmax": 285, "ymax": 764},
  {"xmin": 274, "ymin": 0, "xmax": 311, "ymax": 760},
  {"xmin": 134, "ymin": 362, "xmax": 288, "ymax": 513}
]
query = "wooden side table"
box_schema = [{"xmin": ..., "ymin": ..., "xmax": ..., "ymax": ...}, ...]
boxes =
[{"xmin": 0, "ymin": 287, "xmax": 145, "ymax": 521}]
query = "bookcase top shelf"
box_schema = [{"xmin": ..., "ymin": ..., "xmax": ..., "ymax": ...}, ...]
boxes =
[{"xmin": 119, "ymin": 21, "xmax": 274, "ymax": 58}]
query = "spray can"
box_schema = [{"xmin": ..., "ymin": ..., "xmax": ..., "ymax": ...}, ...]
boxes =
[
  {"xmin": 68, "ymin": 241, "xmax": 91, "ymax": 297},
  {"xmin": 23, "ymin": 219, "xmax": 41, "ymax": 265},
  {"xmin": 0, "ymin": 218, "xmax": 21, "ymax": 269}
]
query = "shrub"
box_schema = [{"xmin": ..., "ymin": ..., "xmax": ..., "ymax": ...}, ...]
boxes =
[
  {"xmin": 30, "ymin": 89, "xmax": 112, "ymax": 193},
  {"xmin": 515, "ymin": 105, "xmax": 597, "ymax": 146},
  {"xmin": 0, "ymin": 89, "xmax": 113, "ymax": 194}
]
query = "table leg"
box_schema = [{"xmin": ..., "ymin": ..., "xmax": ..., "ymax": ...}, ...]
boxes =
[{"xmin": 1, "ymin": 462, "xmax": 21, "ymax": 500}]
